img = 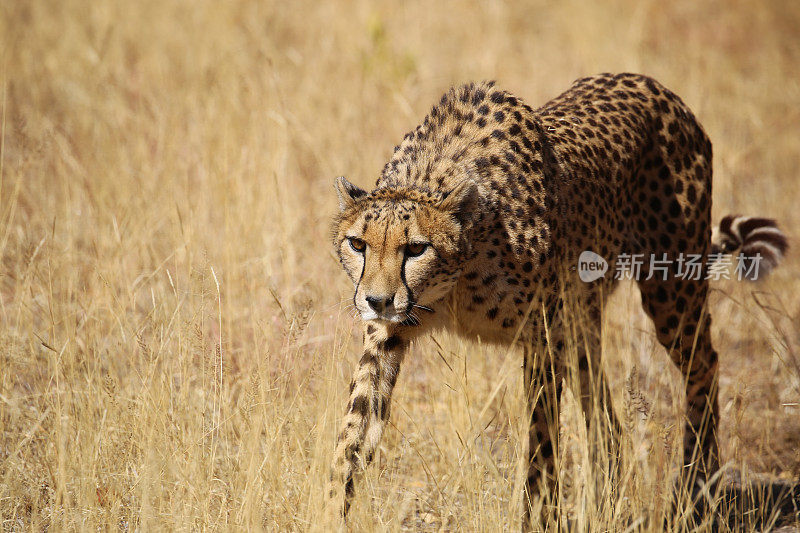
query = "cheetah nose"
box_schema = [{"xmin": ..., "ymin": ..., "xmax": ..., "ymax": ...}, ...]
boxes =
[{"xmin": 365, "ymin": 295, "xmax": 393, "ymax": 313}]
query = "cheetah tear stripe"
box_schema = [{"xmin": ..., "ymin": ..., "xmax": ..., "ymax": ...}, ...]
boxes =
[{"xmin": 711, "ymin": 215, "xmax": 788, "ymax": 278}]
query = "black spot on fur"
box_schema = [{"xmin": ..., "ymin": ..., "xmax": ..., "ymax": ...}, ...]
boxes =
[
  {"xmin": 381, "ymin": 336, "xmax": 403, "ymax": 351},
  {"xmin": 350, "ymin": 396, "xmax": 369, "ymax": 417}
]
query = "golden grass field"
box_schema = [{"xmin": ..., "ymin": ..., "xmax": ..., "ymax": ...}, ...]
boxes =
[{"xmin": 1, "ymin": 0, "xmax": 799, "ymax": 530}]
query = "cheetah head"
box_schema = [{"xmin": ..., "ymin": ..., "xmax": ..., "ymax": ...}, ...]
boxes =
[{"xmin": 332, "ymin": 177, "xmax": 479, "ymax": 323}]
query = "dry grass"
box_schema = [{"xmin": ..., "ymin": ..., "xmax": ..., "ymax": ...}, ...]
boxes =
[{"xmin": 1, "ymin": 0, "xmax": 799, "ymax": 530}]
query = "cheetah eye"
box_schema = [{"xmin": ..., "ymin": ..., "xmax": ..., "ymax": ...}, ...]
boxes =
[
  {"xmin": 348, "ymin": 237, "xmax": 366, "ymax": 253},
  {"xmin": 405, "ymin": 242, "xmax": 428, "ymax": 257}
]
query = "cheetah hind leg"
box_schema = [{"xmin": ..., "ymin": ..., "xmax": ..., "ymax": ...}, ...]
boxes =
[{"xmin": 636, "ymin": 274, "xmax": 722, "ymax": 525}]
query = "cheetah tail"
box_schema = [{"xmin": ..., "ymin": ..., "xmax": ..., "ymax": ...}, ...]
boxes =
[{"xmin": 711, "ymin": 214, "xmax": 788, "ymax": 279}]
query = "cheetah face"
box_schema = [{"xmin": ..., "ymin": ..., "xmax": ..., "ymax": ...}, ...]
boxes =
[{"xmin": 332, "ymin": 177, "xmax": 478, "ymax": 323}]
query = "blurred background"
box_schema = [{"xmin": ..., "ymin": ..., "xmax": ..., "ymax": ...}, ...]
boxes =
[{"xmin": 1, "ymin": 0, "xmax": 798, "ymax": 530}]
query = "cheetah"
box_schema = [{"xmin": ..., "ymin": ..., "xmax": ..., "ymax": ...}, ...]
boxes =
[{"xmin": 326, "ymin": 73, "xmax": 787, "ymax": 527}]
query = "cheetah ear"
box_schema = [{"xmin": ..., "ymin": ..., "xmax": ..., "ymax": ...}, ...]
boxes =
[
  {"xmin": 438, "ymin": 180, "xmax": 479, "ymax": 225},
  {"xmin": 334, "ymin": 176, "xmax": 367, "ymax": 211}
]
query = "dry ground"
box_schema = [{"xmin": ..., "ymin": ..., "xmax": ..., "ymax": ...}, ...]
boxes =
[{"xmin": 1, "ymin": 0, "xmax": 799, "ymax": 530}]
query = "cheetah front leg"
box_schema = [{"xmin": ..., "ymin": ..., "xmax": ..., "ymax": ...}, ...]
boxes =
[
  {"xmin": 523, "ymin": 339, "xmax": 563, "ymax": 531},
  {"xmin": 325, "ymin": 321, "xmax": 407, "ymax": 522}
]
